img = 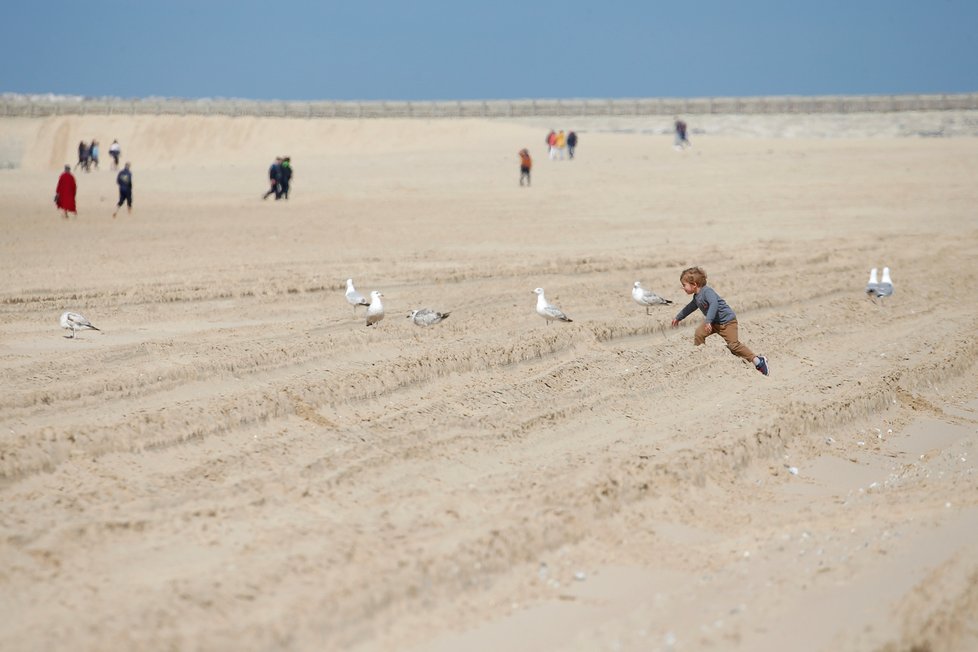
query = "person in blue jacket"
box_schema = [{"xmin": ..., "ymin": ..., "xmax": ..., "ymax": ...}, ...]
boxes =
[
  {"xmin": 113, "ymin": 163, "xmax": 133, "ymax": 217},
  {"xmin": 263, "ymin": 157, "xmax": 283, "ymax": 200}
]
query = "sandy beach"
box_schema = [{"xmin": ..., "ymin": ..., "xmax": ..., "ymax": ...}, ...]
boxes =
[{"xmin": 1, "ymin": 111, "xmax": 977, "ymax": 651}]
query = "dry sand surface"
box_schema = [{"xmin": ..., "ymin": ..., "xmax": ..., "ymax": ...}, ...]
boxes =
[{"xmin": 1, "ymin": 112, "xmax": 978, "ymax": 652}]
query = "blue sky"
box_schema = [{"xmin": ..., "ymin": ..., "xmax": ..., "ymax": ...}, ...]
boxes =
[{"xmin": 2, "ymin": 1, "xmax": 976, "ymax": 101}]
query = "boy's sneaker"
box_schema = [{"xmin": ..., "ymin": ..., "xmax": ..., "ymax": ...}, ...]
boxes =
[{"xmin": 755, "ymin": 356, "xmax": 769, "ymax": 376}]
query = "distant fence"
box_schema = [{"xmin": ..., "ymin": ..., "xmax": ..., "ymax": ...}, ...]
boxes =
[{"xmin": 2, "ymin": 94, "xmax": 977, "ymax": 119}]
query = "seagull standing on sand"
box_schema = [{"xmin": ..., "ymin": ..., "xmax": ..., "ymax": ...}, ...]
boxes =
[
  {"xmin": 632, "ymin": 281, "xmax": 673, "ymax": 314},
  {"xmin": 407, "ymin": 308, "xmax": 451, "ymax": 327},
  {"xmin": 345, "ymin": 278, "xmax": 370, "ymax": 314},
  {"xmin": 533, "ymin": 288, "xmax": 573, "ymax": 325},
  {"xmin": 365, "ymin": 291, "xmax": 385, "ymax": 327},
  {"xmin": 866, "ymin": 267, "xmax": 894, "ymax": 304},
  {"xmin": 60, "ymin": 311, "xmax": 100, "ymax": 339},
  {"xmin": 876, "ymin": 267, "xmax": 894, "ymax": 303},
  {"xmin": 865, "ymin": 268, "xmax": 880, "ymax": 300}
]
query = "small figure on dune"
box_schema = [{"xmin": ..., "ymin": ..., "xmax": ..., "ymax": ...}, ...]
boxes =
[
  {"xmin": 345, "ymin": 278, "xmax": 370, "ymax": 314},
  {"xmin": 60, "ymin": 311, "xmax": 100, "ymax": 339},
  {"xmin": 109, "ymin": 139, "xmax": 121, "ymax": 170},
  {"xmin": 113, "ymin": 162, "xmax": 133, "ymax": 218},
  {"xmin": 407, "ymin": 308, "xmax": 450, "ymax": 327},
  {"xmin": 632, "ymin": 281, "xmax": 673, "ymax": 314},
  {"xmin": 671, "ymin": 266, "xmax": 768, "ymax": 376},
  {"xmin": 519, "ymin": 149, "xmax": 532, "ymax": 187},
  {"xmin": 533, "ymin": 287, "xmax": 573, "ymax": 325},
  {"xmin": 75, "ymin": 141, "xmax": 90, "ymax": 172},
  {"xmin": 279, "ymin": 157, "xmax": 293, "ymax": 199},
  {"xmin": 674, "ymin": 117, "xmax": 691, "ymax": 150},
  {"xmin": 365, "ymin": 291, "xmax": 385, "ymax": 327},
  {"xmin": 555, "ymin": 130, "xmax": 567, "ymax": 160},
  {"xmin": 55, "ymin": 165, "xmax": 77, "ymax": 218},
  {"xmin": 567, "ymin": 131, "xmax": 578, "ymax": 159},
  {"xmin": 263, "ymin": 157, "xmax": 283, "ymax": 200}
]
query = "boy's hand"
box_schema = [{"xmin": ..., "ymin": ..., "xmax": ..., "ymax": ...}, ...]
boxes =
[
  {"xmin": 670, "ymin": 319, "xmax": 680, "ymax": 328},
  {"xmin": 703, "ymin": 323, "xmax": 713, "ymax": 334}
]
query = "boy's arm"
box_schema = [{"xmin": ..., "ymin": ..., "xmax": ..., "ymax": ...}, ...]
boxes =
[{"xmin": 673, "ymin": 299, "xmax": 697, "ymax": 323}]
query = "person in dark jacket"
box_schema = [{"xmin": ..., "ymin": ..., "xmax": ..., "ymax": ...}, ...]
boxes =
[
  {"xmin": 567, "ymin": 131, "xmax": 578, "ymax": 159},
  {"xmin": 263, "ymin": 157, "xmax": 282, "ymax": 200},
  {"xmin": 279, "ymin": 157, "xmax": 293, "ymax": 199},
  {"xmin": 113, "ymin": 163, "xmax": 133, "ymax": 217},
  {"xmin": 74, "ymin": 141, "xmax": 90, "ymax": 172}
]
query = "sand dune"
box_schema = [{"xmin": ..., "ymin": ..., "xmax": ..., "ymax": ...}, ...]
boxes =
[{"xmin": 1, "ymin": 113, "xmax": 977, "ymax": 652}]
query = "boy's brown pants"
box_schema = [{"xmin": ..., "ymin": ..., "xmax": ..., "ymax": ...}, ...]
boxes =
[{"xmin": 694, "ymin": 320, "xmax": 755, "ymax": 361}]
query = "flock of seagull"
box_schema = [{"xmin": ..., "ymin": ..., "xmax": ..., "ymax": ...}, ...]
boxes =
[
  {"xmin": 344, "ymin": 279, "xmax": 453, "ymax": 327},
  {"xmin": 865, "ymin": 266, "xmax": 894, "ymax": 304},
  {"xmin": 343, "ymin": 278, "xmax": 674, "ymax": 329},
  {"xmin": 58, "ymin": 269, "xmax": 894, "ymax": 339}
]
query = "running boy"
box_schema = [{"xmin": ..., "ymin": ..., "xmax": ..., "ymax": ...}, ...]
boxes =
[{"xmin": 670, "ymin": 266, "xmax": 769, "ymax": 375}]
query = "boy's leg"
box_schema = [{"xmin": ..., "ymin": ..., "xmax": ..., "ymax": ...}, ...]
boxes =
[
  {"xmin": 714, "ymin": 320, "xmax": 755, "ymax": 361},
  {"xmin": 693, "ymin": 322, "xmax": 712, "ymax": 346}
]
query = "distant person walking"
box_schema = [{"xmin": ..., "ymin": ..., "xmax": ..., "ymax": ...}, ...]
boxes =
[
  {"xmin": 55, "ymin": 165, "xmax": 77, "ymax": 218},
  {"xmin": 263, "ymin": 157, "xmax": 282, "ymax": 200},
  {"xmin": 555, "ymin": 130, "xmax": 567, "ymax": 160},
  {"xmin": 567, "ymin": 131, "xmax": 578, "ymax": 159},
  {"xmin": 518, "ymin": 149, "xmax": 532, "ymax": 186},
  {"xmin": 109, "ymin": 140, "xmax": 121, "ymax": 170},
  {"xmin": 547, "ymin": 130, "xmax": 558, "ymax": 160},
  {"xmin": 75, "ymin": 141, "xmax": 90, "ymax": 172},
  {"xmin": 674, "ymin": 118, "xmax": 691, "ymax": 150},
  {"xmin": 113, "ymin": 162, "xmax": 133, "ymax": 217},
  {"xmin": 279, "ymin": 156, "xmax": 293, "ymax": 199},
  {"xmin": 90, "ymin": 140, "xmax": 100, "ymax": 169}
]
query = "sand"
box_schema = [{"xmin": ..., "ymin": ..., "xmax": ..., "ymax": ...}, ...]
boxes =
[{"xmin": 1, "ymin": 112, "xmax": 977, "ymax": 652}]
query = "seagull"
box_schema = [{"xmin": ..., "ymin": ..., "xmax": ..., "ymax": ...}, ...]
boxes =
[
  {"xmin": 345, "ymin": 278, "xmax": 370, "ymax": 314},
  {"xmin": 876, "ymin": 267, "xmax": 894, "ymax": 303},
  {"xmin": 60, "ymin": 311, "xmax": 100, "ymax": 339},
  {"xmin": 365, "ymin": 290, "xmax": 385, "ymax": 327},
  {"xmin": 632, "ymin": 281, "xmax": 673, "ymax": 314},
  {"xmin": 533, "ymin": 288, "xmax": 572, "ymax": 325},
  {"xmin": 865, "ymin": 268, "xmax": 880, "ymax": 300},
  {"xmin": 407, "ymin": 308, "xmax": 450, "ymax": 327}
]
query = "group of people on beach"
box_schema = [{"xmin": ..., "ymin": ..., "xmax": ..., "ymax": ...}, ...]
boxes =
[
  {"xmin": 262, "ymin": 156, "xmax": 294, "ymax": 200},
  {"xmin": 545, "ymin": 129, "xmax": 578, "ymax": 160},
  {"xmin": 56, "ymin": 138, "xmax": 132, "ymax": 218},
  {"xmin": 521, "ymin": 119, "xmax": 693, "ymax": 185},
  {"xmin": 74, "ymin": 139, "xmax": 123, "ymax": 172},
  {"xmin": 516, "ymin": 129, "xmax": 580, "ymax": 187}
]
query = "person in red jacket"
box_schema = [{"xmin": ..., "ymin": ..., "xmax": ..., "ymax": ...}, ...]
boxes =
[{"xmin": 55, "ymin": 165, "xmax": 77, "ymax": 218}]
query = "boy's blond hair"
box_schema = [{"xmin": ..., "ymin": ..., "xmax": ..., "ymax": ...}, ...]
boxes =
[{"xmin": 680, "ymin": 266, "xmax": 707, "ymax": 288}]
